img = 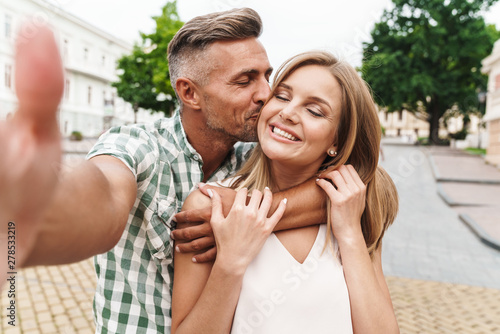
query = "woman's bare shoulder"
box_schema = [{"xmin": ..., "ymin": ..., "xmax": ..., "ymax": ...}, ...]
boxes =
[{"xmin": 182, "ymin": 189, "xmax": 212, "ymax": 211}]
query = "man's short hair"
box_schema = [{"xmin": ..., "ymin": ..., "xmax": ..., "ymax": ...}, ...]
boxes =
[{"xmin": 167, "ymin": 8, "xmax": 263, "ymax": 104}]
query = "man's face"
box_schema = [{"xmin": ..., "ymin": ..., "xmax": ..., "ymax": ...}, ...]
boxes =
[{"xmin": 200, "ymin": 38, "xmax": 272, "ymax": 143}]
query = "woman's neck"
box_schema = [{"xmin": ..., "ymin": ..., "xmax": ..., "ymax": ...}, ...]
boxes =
[{"xmin": 269, "ymin": 160, "xmax": 321, "ymax": 191}]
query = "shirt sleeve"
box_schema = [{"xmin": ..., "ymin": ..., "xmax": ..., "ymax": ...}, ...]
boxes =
[
  {"xmin": 86, "ymin": 124, "xmax": 160, "ymax": 182},
  {"xmin": 233, "ymin": 141, "xmax": 256, "ymax": 171}
]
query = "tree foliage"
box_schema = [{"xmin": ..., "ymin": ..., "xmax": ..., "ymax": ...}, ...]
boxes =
[
  {"xmin": 112, "ymin": 1, "xmax": 183, "ymax": 118},
  {"xmin": 361, "ymin": 0, "xmax": 499, "ymax": 143}
]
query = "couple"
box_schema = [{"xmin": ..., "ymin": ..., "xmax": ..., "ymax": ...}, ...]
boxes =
[
  {"xmin": 0, "ymin": 7, "xmax": 398, "ymax": 334},
  {"xmin": 172, "ymin": 51, "xmax": 399, "ymax": 333}
]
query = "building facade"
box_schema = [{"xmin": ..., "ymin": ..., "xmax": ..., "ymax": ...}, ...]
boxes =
[
  {"xmin": 379, "ymin": 108, "xmax": 487, "ymax": 147},
  {"xmin": 0, "ymin": 0, "xmax": 164, "ymax": 138},
  {"xmin": 482, "ymin": 39, "xmax": 500, "ymax": 167}
]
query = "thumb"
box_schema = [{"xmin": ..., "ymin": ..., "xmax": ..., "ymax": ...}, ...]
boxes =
[
  {"xmin": 15, "ymin": 23, "xmax": 64, "ymax": 131},
  {"xmin": 209, "ymin": 189, "xmax": 224, "ymax": 222}
]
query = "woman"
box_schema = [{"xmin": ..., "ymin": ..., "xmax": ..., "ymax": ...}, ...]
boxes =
[{"xmin": 171, "ymin": 51, "xmax": 399, "ymax": 333}]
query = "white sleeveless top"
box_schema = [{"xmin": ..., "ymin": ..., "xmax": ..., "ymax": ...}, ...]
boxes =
[{"xmin": 230, "ymin": 224, "xmax": 353, "ymax": 334}]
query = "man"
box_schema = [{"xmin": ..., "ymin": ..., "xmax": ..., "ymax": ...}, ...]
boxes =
[{"xmin": 1, "ymin": 8, "xmax": 325, "ymax": 332}]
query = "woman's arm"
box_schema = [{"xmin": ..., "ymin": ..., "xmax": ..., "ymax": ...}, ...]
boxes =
[
  {"xmin": 336, "ymin": 238, "xmax": 399, "ymax": 334},
  {"xmin": 317, "ymin": 165, "xmax": 399, "ymax": 334},
  {"xmin": 172, "ymin": 190, "xmax": 241, "ymax": 333},
  {"xmin": 172, "ymin": 189, "xmax": 287, "ymax": 333}
]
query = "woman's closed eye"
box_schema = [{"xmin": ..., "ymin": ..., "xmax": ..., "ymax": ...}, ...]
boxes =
[
  {"xmin": 307, "ymin": 108, "xmax": 324, "ymax": 117},
  {"xmin": 275, "ymin": 94, "xmax": 290, "ymax": 102}
]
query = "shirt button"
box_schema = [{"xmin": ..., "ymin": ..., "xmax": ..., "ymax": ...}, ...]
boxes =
[{"xmin": 193, "ymin": 155, "xmax": 200, "ymax": 161}]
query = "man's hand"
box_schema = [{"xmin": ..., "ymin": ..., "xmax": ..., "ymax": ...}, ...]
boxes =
[
  {"xmin": 0, "ymin": 24, "xmax": 64, "ymax": 275},
  {"xmin": 172, "ymin": 207, "xmax": 216, "ymax": 263},
  {"xmin": 172, "ymin": 184, "xmax": 237, "ymax": 263}
]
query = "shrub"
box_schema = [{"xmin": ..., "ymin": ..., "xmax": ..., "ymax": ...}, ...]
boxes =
[{"xmin": 70, "ymin": 131, "xmax": 83, "ymax": 141}]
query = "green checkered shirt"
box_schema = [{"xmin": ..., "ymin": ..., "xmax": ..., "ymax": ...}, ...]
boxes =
[{"xmin": 87, "ymin": 111, "xmax": 253, "ymax": 333}]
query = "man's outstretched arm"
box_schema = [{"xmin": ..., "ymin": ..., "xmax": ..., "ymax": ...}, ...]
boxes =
[
  {"xmin": 24, "ymin": 155, "xmax": 137, "ymax": 266},
  {"xmin": 0, "ymin": 25, "xmax": 137, "ymax": 274}
]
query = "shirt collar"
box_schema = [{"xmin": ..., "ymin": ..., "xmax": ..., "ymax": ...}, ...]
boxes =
[{"xmin": 173, "ymin": 110, "xmax": 203, "ymax": 162}]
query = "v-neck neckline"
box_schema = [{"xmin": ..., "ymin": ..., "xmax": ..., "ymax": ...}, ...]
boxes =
[{"xmin": 271, "ymin": 225, "xmax": 324, "ymax": 265}]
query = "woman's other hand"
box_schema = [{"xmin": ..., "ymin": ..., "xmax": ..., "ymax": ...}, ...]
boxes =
[
  {"xmin": 209, "ymin": 187, "xmax": 287, "ymax": 274},
  {"xmin": 316, "ymin": 165, "xmax": 366, "ymax": 241}
]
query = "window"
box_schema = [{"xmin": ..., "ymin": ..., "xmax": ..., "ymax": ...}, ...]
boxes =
[
  {"xmin": 5, "ymin": 64, "xmax": 12, "ymax": 88},
  {"xmin": 5, "ymin": 14, "xmax": 12, "ymax": 39},
  {"xmin": 63, "ymin": 39, "xmax": 69, "ymax": 58},
  {"xmin": 88, "ymin": 86, "xmax": 92, "ymax": 105},
  {"xmin": 398, "ymin": 110, "xmax": 403, "ymax": 121},
  {"xmin": 64, "ymin": 79, "xmax": 70, "ymax": 100}
]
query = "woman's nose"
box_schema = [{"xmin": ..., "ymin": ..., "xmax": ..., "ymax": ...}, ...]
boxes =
[{"xmin": 278, "ymin": 104, "xmax": 299, "ymax": 123}]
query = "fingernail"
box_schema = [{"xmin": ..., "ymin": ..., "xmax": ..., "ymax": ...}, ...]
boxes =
[
  {"xmin": 192, "ymin": 257, "xmax": 197, "ymax": 263},
  {"xmin": 198, "ymin": 182, "xmax": 206, "ymax": 188},
  {"xmin": 170, "ymin": 233, "xmax": 175, "ymax": 240},
  {"xmin": 316, "ymin": 178, "xmax": 320, "ymax": 182},
  {"xmin": 207, "ymin": 189, "xmax": 213, "ymax": 198},
  {"xmin": 175, "ymin": 245, "xmax": 180, "ymax": 252},
  {"xmin": 265, "ymin": 186, "xmax": 270, "ymax": 190},
  {"xmin": 283, "ymin": 198, "xmax": 288, "ymax": 204}
]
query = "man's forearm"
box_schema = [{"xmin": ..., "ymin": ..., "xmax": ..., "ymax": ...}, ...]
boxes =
[
  {"xmin": 272, "ymin": 178, "xmax": 327, "ymax": 231},
  {"xmin": 24, "ymin": 158, "xmax": 136, "ymax": 266}
]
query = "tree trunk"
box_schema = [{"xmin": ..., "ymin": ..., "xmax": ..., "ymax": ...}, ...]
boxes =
[{"xmin": 428, "ymin": 100, "xmax": 442, "ymax": 145}]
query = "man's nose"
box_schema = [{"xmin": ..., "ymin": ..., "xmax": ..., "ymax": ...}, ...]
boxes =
[{"xmin": 254, "ymin": 77, "xmax": 271, "ymax": 105}]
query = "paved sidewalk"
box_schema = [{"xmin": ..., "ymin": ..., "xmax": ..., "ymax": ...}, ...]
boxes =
[
  {"xmin": 2, "ymin": 261, "xmax": 500, "ymax": 333},
  {"xmin": 427, "ymin": 146, "xmax": 500, "ymax": 250},
  {"xmin": 1, "ymin": 259, "xmax": 96, "ymax": 333}
]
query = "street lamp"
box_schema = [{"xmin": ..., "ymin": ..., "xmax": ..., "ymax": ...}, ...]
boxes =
[{"xmin": 477, "ymin": 90, "xmax": 487, "ymax": 149}]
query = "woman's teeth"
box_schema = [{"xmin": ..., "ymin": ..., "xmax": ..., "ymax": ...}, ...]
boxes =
[{"xmin": 273, "ymin": 126, "xmax": 298, "ymax": 141}]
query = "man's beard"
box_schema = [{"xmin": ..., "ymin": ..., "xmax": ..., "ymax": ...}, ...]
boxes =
[{"xmin": 205, "ymin": 103, "xmax": 260, "ymax": 142}]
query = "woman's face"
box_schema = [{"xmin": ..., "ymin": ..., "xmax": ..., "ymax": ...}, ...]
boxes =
[{"xmin": 257, "ymin": 65, "xmax": 342, "ymax": 170}]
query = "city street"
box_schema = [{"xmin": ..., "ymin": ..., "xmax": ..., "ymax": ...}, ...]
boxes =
[{"xmin": 380, "ymin": 143, "xmax": 500, "ymax": 289}]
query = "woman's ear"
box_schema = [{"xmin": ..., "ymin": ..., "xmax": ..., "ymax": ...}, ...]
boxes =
[{"xmin": 176, "ymin": 77, "xmax": 201, "ymax": 110}]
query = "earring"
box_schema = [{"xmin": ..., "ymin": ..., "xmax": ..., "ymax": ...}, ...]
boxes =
[{"xmin": 328, "ymin": 149, "xmax": 337, "ymax": 157}]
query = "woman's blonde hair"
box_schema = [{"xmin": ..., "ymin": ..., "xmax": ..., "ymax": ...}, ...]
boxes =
[{"xmin": 230, "ymin": 51, "xmax": 398, "ymax": 256}]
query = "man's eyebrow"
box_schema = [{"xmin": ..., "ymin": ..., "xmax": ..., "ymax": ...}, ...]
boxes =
[{"xmin": 232, "ymin": 67, "xmax": 274, "ymax": 79}]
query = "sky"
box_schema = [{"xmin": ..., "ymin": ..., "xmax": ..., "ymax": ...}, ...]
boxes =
[{"xmin": 47, "ymin": 0, "xmax": 500, "ymax": 70}]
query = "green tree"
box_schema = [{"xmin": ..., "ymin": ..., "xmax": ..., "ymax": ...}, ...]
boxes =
[
  {"xmin": 362, "ymin": 0, "xmax": 499, "ymax": 144},
  {"xmin": 113, "ymin": 1, "xmax": 183, "ymax": 120}
]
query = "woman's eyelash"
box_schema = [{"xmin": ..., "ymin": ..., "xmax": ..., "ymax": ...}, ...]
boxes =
[
  {"xmin": 275, "ymin": 95, "xmax": 289, "ymax": 101},
  {"xmin": 307, "ymin": 109, "xmax": 323, "ymax": 117}
]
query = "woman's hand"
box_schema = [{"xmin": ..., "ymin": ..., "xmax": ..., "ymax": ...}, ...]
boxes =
[
  {"xmin": 209, "ymin": 187, "xmax": 287, "ymax": 274},
  {"xmin": 316, "ymin": 165, "xmax": 366, "ymax": 241}
]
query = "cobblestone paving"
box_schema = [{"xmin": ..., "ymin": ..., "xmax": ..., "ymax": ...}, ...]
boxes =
[
  {"xmin": 2, "ymin": 260, "xmax": 499, "ymax": 333},
  {"xmin": 388, "ymin": 276, "xmax": 500, "ymax": 334},
  {"xmin": 1, "ymin": 259, "xmax": 96, "ymax": 333}
]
